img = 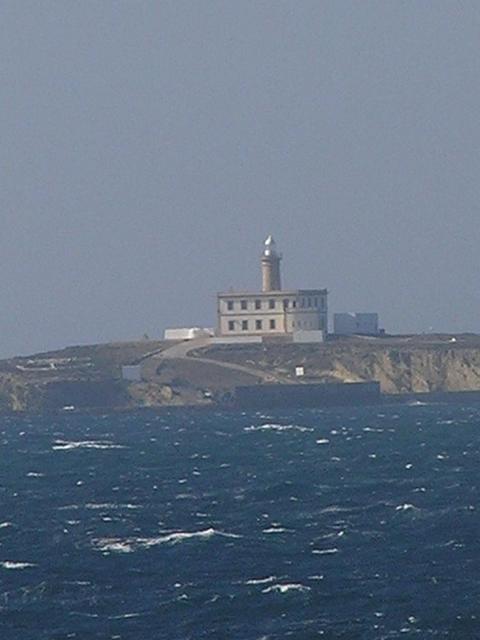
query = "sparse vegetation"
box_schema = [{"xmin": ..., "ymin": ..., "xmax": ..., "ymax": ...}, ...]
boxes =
[{"xmin": 1, "ymin": 334, "xmax": 480, "ymax": 412}]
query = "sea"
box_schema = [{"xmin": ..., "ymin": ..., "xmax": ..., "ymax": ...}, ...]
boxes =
[{"xmin": 1, "ymin": 403, "xmax": 480, "ymax": 639}]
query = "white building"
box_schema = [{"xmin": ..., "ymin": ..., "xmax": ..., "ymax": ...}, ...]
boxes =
[
  {"xmin": 333, "ymin": 312, "xmax": 379, "ymax": 336},
  {"xmin": 217, "ymin": 237, "xmax": 328, "ymax": 338},
  {"xmin": 164, "ymin": 327, "xmax": 214, "ymax": 341}
]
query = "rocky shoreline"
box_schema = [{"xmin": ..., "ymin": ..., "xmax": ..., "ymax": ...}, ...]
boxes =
[{"xmin": 2, "ymin": 334, "xmax": 480, "ymax": 413}]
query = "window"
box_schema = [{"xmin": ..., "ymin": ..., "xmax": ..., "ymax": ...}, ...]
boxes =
[
  {"xmin": 269, "ymin": 319, "xmax": 276, "ymax": 330},
  {"xmin": 255, "ymin": 319, "xmax": 262, "ymax": 330},
  {"xmin": 283, "ymin": 299, "xmax": 289, "ymax": 309},
  {"xmin": 314, "ymin": 297, "xmax": 318, "ymax": 307},
  {"xmin": 292, "ymin": 300, "xmax": 297, "ymax": 308},
  {"xmin": 269, "ymin": 299, "xmax": 275, "ymax": 309},
  {"xmin": 227, "ymin": 300, "xmax": 234, "ymax": 311},
  {"xmin": 307, "ymin": 297, "xmax": 312, "ymax": 307},
  {"xmin": 241, "ymin": 320, "xmax": 248, "ymax": 331},
  {"xmin": 255, "ymin": 299, "xmax": 261, "ymax": 310},
  {"xmin": 240, "ymin": 300, "xmax": 247, "ymax": 310},
  {"xmin": 300, "ymin": 298, "xmax": 305, "ymax": 308},
  {"xmin": 228, "ymin": 320, "xmax": 235, "ymax": 331}
]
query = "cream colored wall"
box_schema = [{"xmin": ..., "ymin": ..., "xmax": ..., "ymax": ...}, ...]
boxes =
[
  {"xmin": 217, "ymin": 292, "xmax": 328, "ymax": 335},
  {"xmin": 219, "ymin": 312, "xmax": 286, "ymax": 335},
  {"xmin": 218, "ymin": 296, "xmax": 291, "ymax": 315},
  {"xmin": 218, "ymin": 294, "xmax": 291, "ymax": 335},
  {"xmin": 286, "ymin": 309, "xmax": 328, "ymax": 332}
]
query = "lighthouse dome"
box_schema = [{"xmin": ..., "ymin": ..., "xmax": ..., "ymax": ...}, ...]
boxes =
[{"xmin": 263, "ymin": 235, "xmax": 278, "ymax": 257}]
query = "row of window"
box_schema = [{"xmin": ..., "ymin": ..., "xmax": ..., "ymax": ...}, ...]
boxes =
[
  {"xmin": 293, "ymin": 319, "xmax": 325, "ymax": 329},
  {"xmin": 228, "ymin": 319, "xmax": 277, "ymax": 331},
  {"xmin": 227, "ymin": 299, "xmax": 275, "ymax": 311},
  {"xmin": 227, "ymin": 317, "xmax": 326, "ymax": 332},
  {"xmin": 226, "ymin": 297, "xmax": 325, "ymax": 311}
]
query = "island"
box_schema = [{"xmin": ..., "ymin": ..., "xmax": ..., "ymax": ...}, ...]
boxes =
[{"xmin": 1, "ymin": 333, "xmax": 480, "ymax": 413}]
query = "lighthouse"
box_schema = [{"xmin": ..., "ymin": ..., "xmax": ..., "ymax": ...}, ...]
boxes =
[
  {"xmin": 261, "ymin": 235, "xmax": 282, "ymax": 292},
  {"xmin": 217, "ymin": 236, "xmax": 327, "ymax": 338}
]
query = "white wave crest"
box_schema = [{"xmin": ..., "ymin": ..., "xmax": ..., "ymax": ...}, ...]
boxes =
[
  {"xmin": 0, "ymin": 522, "xmax": 13, "ymax": 529},
  {"xmin": 245, "ymin": 576, "xmax": 277, "ymax": 585},
  {"xmin": 52, "ymin": 440, "xmax": 126, "ymax": 451},
  {"xmin": 395, "ymin": 503, "xmax": 417, "ymax": 512},
  {"xmin": 312, "ymin": 548, "xmax": 339, "ymax": 555},
  {"xmin": 97, "ymin": 541, "xmax": 134, "ymax": 553},
  {"xmin": 94, "ymin": 528, "xmax": 241, "ymax": 553},
  {"xmin": 145, "ymin": 528, "xmax": 241, "ymax": 546},
  {"xmin": 85, "ymin": 502, "xmax": 141, "ymax": 510},
  {"xmin": 245, "ymin": 423, "xmax": 313, "ymax": 433},
  {"xmin": 262, "ymin": 583, "xmax": 311, "ymax": 594},
  {"xmin": 316, "ymin": 438, "xmax": 330, "ymax": 444},
  {"xmin": 1, "ymin": 561, "xmax": 36, "ymax": 569}
]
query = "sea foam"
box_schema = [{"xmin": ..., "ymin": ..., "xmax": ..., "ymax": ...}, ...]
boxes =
[
  {"xmin": 1, "ymin": 561, "xmax": 36, "ymax": 570},
  {"xmin": 245, "ymin": 423, "xmax": 313, "ymax": 433},
  {"xmin": 262, "ymin": 583, "xmax": 311, "ymax": 594},
  {"xmin": 245, "ymin": 576, "xmax": 277, "ymax": 585},
  {"xmin": 52, "ymin": 440, "xmax": 126, "ymax": 451},
  {"xmin": 94, "ymin": 528, "xmax": 241, "ymax": 553}
]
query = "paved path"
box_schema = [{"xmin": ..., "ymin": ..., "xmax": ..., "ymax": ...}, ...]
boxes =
[{"xmin": 142, "ymin": 338, "xmax": 290, "ymax": 384}]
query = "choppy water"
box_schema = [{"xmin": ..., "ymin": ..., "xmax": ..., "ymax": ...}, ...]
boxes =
[{"xmin": 1, "ymin": 404, "xmax": 480, "ymax": 639}]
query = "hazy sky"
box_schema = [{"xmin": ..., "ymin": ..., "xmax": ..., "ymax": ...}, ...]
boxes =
[{"xmin": 2, "ymin": 1, "xmax": 480, "ymax": 357}]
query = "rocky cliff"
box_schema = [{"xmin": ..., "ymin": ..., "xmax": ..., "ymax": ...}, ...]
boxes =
[
  {"xmin": 2, "ymin": 334, "xmax": 480, "ymax": 412},
  {"xmin": 193, "ymin": 336, "xmax": 480, "ymax": 394}
]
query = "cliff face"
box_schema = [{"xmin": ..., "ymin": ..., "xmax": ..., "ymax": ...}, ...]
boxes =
[
  {"xmin": 308, "ymin": 347, "xmax": 480, "ymax": 393},
  {"xmin": 0, "ymin": 374, "xmax": 37, "ymax": 412},
  {"xmin": 193, "ymin": 337, "xmax": 480, "ymax": 394},
  {"xmin": 0, "ymin": 340, "xmax": 171, "ymax": 412}
]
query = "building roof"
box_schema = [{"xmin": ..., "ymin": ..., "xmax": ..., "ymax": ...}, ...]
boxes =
[
  {"xmin": 218, "ymin": 288, "xmax": 327, "ymax": 297},
  {"xmin": 263, "ymin": 235, "xmax": 279, "ymax": 257}
]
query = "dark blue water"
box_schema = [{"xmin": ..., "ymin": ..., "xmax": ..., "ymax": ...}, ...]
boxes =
[{"xmin": 1, "ymin": 404, "xmax": 480, "ymax": 639}]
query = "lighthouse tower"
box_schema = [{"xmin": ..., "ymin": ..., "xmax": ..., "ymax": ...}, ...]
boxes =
[
  {"xmin": 217, "ymin": 236, "xmax": 327, "ymax": 338},
  {"xmin": 261, "ymin": 235, "xmax": 282, "ymax": 292}
]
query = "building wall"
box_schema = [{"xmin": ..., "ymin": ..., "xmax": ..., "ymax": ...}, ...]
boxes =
[
  {"xmin": 164, "ymin": 327, "xmax": 213, "ymax": 340},
  {"xmin": 333, "ymin": 313, "xmax": 379, "ymax": 336},
  {"xmin": 217, "ymin": 290, "xmax": 327, "ymax": 336},
  {"xmin": 285, "ymin": 310, "xmax": 327, "ymax": 332},
  {"xmin": 234, "ymin": 381, "xmax": 381, "ymax": 409}
]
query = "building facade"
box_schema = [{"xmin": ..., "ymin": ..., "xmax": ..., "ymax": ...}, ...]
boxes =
[
  {"xmin": 333, "ymin": 312, "xmax": 379, "ymax": 336},
  {"xmin": 217, "ymin": 237, "xmax": 328, "ymax": 337}
]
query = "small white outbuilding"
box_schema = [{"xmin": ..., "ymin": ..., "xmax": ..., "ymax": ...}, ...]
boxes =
[
  {"xmin": 333, "ymin": 313, "xmax": 379, "ymax": 336},
  {"xmin": 164, "ymin": 327, "xmax": 214, "ymax": 341}
]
